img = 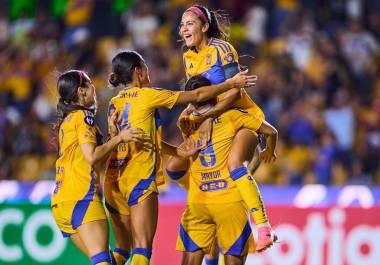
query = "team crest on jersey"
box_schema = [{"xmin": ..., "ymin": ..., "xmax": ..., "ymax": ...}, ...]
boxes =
[
  {"xmin": 206, "ymin": 54, "xmax": 212, "ymax": 65},
  {"xmin": 224, "ymin": 52, "xmax": 234, "ymax": 63},
  {"xmin": 189, "ymin": 63, "xmax": 193, "ymax": 69},
  {"xmin": 84, "ymin": 115, "xmax": 95, "ymax": 126}
]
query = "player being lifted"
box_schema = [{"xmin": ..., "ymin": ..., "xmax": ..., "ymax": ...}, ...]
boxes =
[
  {"xmin": 178, "ymin": 5, "xmax": 277, "ymax": 251},
  {"xmin": 166, "ymin": 75, "xmax": 278, "ymax": 265}
]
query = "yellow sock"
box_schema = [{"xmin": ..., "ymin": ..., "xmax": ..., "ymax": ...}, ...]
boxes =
[
  {"xmin": 129, "ymin": 248, "xmax": 151, "ymax": 265},
  {"xmin": 230, "ymin": 166, "xmax": 268, "ymax": 225},
  {"xmin": 113, "ymin": 248, "xmax": 130, "ymax": 265}
]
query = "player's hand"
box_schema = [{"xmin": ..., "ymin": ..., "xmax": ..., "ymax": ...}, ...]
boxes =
[
  {"xmin": 119, "ymin": 125, "xmax": 147, "ymax": 144},
  {"xmin": 177, "ymin": 105, "xmax": 194, "ymax": 136},
  {"xmin": 199, "ymin": 118, "xmax": 213, "ymax": 148},
  {"xmin": 177, "ymin": 137, "xmax": 202, "ymax": 158},
  {"xmin": 259, "ymin": 148, "xmax": 277, "ymax": 163},
  {"xmin": 108, "ymin": 110, "xmax": 120, "ymax": 137},
  {"xmin": 228, "ymin": 69, "xmax": 258, "ymax": 88}
]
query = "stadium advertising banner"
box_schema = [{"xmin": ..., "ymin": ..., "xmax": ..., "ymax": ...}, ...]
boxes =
[
  {"xmin": 0, "ymin": 182, "xmax": 379, "ymax": 265},
  {"xmin": 0, "ymin": 204, "xmax": 88, "ymax": 265}
]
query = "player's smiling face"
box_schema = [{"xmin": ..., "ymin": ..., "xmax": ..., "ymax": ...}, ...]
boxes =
[
  {"xmin": 180, "ymin": 11, "xmax": 207, "ymax": 48},
  {"xmin": 79, "ymin": 74, "xmax": 97, "ymax": 108}
]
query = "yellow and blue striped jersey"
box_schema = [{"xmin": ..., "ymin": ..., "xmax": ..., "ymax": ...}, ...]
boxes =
[
  {"xmin": 188, "ymin": 108, "xmax": 263, "ymax": 204},
  {"xmin": 183, "ymin": 37, "xmax": 264, "ymax": 119},
  {"xmin": 52, "ymin": 110, "xmax": 103, "ymax": 205},
  {"xmin": 105, "ymin": 87, "xmax": 180, "ymax": 186},
  {"xmin": 183, "ymin": 37, "xmax": 239, "ymax": 84}
]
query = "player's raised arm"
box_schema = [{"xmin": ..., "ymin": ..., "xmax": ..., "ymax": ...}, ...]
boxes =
[{"xmin": 175, "ymin": 70, "xmax": 255, "ymax": 105}]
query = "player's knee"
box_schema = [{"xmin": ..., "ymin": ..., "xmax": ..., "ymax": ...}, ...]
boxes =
[
  {"xmin": 227, "ymin": 156, "xmax": 242, "ymax": 172},
  {"xmin": 225, "ymin": 255, "xmax": 244, "ymax": 265}
]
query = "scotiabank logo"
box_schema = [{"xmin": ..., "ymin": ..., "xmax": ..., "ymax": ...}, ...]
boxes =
[{"xmin": 246, "ymin": 207, "xmax": 380, "ymax": 265}]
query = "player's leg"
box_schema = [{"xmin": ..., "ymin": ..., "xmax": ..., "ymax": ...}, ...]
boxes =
[
  {"xmin": 104, "ymin": 179, "xmax": 133, "ymax": 265},
  {"xmin": 129, "ymin": 193, "xmax": 158, "ymax": 265},
  {"xmin": 70, "ymin": 233, "xmax": 89, "ymax": 257},
  {"xmin": 227, "ymin": 129, "xmax": 276, "ymax": 252},
  {"xmin": 182, "ymin": 250, "xmax": 205, "ymax": 265},
  {"xmin": 109, "ymin": 212, "xmax": 132, "ymax": 265},
  {"xmin": 247, "ymin": 145, "xmax": 261, "ymax": 174},
  {"xmin": 224, "ymin": 255, "xmax": 246, "ymax": 265},
  {"xmin": 204, "ymin": 238, "xmax": 219, "ymax": 265},
  {"xmin": 76, "ymin": 219, "xmax": 114, "ymax": 265},
  {"xmin": 228, "ymin": 129, "xmax": 266, "ymax": 222},
  {"xmin": 214, "ymin": 201, "xmax": 252, "ymax": 265}
]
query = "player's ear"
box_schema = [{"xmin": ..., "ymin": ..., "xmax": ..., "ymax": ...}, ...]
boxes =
[
  {"xmin": 77, "ymin": 86, "xmax": 86, "ymax": 96},
  {"xmin": 134, "ymin": 66, "xmax": 143, "ymax": 79},
  {"xmin": 201, "ymin": 23, "xmax": 209, "ymax": 33}
]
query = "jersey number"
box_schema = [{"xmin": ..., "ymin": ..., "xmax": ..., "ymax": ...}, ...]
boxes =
[
  {"xmin": 198, "ymin": 140, "xmax": 216, "ymax": 167},
  {"xmin": 118, "ymin": 102, "xmax": 131, "ymax": 129}
]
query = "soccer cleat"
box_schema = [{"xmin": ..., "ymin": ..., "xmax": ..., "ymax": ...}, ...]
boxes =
[{"xmin": 255, "ymin": 226, "xmax": 278, "ymax": 252}]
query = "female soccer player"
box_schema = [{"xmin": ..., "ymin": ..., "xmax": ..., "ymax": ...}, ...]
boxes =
[
  {"xmin": 51, "ymin": 70, "xmax": 145, "ymax": 265},
  {"xmin": 166, "ymin": 75, "xmax": 278, "ymax": 265},
  {"xmin": 103, "ymin": 50, "xmax": 256, "ymax": 265},
  {"xmin": 179, "ymin": 5, "xmax": 276, "ymax": 251}
]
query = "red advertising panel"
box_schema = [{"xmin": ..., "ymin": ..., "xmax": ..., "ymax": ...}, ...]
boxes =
[{"xmin": 153, "ymin": 204, "xmax": 380, "ymax": 265}]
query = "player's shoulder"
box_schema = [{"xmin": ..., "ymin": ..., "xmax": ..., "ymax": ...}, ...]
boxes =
[
  {"xmin": 72, "ymin": 109, "xmax": 95, "ymax": 127},
  {"xmin": 140, "ymin": 86, "xmax": 169, "ymax": 95},
  {"xmin": 222, "ymin": 108, "xmax": 248, "ymax": 120},
  {"xmin": 208, "ymin": 38, "xmax": 234, "ymax": 54}
]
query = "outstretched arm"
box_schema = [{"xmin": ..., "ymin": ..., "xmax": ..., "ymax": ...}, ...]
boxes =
[{"xmin": 175, "ymin": 70, "xmax": 256, "ymax": 105}]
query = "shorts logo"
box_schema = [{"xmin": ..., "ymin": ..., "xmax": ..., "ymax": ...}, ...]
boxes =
[
  {"xmin": 84, "ymin": 116, "xmax": 95, "ymax": 126},
  {"xmin": 206, "ymin": 54, "xmax": 212, "ymax": 65}
]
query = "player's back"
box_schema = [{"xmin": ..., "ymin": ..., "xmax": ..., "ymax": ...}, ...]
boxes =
[
  {"xmin": 106, "ymin": 86, "xmax": 179, "ymax": 181},
  {"xmin": 188, "ymin": 108, "xmax": 263, "ymax": 204},
  {"xmin": 52, "ymin": 110, "xmax": 102, "ymax": 205}
]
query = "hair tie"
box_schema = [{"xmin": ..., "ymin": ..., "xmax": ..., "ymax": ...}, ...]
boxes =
[
  {"xmin": 77, "ymin": 70, "xmax": 83, "ymax": 87},
  {"xmin": 186, "ymin": 6, "xmax": 210, "ymax": 24}
]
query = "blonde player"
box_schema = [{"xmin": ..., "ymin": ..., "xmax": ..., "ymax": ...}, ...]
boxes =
[
  {"xmin": 166, "ymin": 75, "xmax": 278, "ymax": 265},
  {"xmin": 178, "ymin": 5, "xmax": 277, "ymax": 250},
  {"xmin": 103, "ymin": 50, "xmax": 257, "ymax": 265},
  {"xmin": 51, "ymin": 70, "xmax": 145, "ymax": 265}
]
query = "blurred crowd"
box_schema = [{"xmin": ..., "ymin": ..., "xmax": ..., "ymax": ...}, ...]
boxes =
[{"xmin": 0, "ymin": 0, "xmax": 379, "ymax": 186}]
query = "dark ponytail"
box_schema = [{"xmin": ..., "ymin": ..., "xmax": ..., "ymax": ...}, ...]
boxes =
[
  {"xmin": 184, "ymin": 75, "xmax": 215, "ymax": 107},
  {"xmin": 109, "ymin": 50, "xmax": 144, "ymax": 88},
  {"xmin": 184, "ymin": 75, "xmax": 212, "ymax": 91}
]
